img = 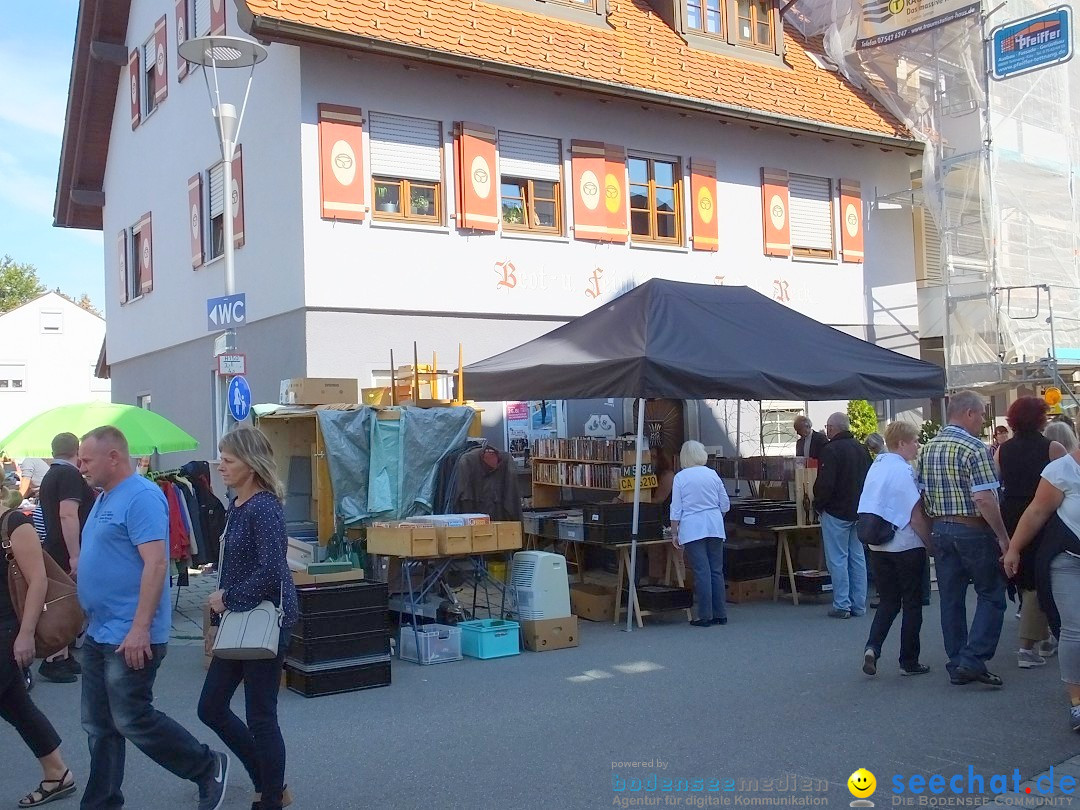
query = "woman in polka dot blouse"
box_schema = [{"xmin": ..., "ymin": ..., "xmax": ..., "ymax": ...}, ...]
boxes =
[{"xmin": 199, "ymin": 427, "xmax": 297, "ymax": 810}]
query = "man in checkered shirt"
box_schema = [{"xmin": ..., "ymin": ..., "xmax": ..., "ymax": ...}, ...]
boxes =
[{"xmin": 919, "ymin": 389, "xmax": 1011, "ymax": 688}]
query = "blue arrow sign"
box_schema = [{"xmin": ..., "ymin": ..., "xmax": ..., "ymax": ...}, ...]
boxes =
[
  {"xmin": 207, "ymin": 293, "xmax": 246, "ymax": 332},
  {"xmin": 227, "ymin": 375, "xmax": 252, "ymax": 422}
]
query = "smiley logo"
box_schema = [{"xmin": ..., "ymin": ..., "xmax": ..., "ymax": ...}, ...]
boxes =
[{"xmin": 848, "ymin": 769, "xmax": 876, "ymax": 799}]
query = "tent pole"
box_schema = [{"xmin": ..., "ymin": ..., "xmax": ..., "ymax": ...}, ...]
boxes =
[
  {"xmin": 625, "ymin": 398, "xmax": 646, "ymax": 632},
  {"xmin": 734, "ymin": 401, "xmax": 742, "ymax": 497}
]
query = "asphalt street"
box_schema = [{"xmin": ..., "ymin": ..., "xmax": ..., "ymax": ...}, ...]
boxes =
[{"xmin": 2, "ymin": 591, "xmax": 1079, "ymax": 810}]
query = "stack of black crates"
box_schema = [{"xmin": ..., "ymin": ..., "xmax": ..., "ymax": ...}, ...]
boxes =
[
  {"xmin": 284, "ymin": 580, "xmax": 391, "ymax": 697},
  {"xmin": 582, "ymin": 503, "xmax": 663, "ymax": 543}
]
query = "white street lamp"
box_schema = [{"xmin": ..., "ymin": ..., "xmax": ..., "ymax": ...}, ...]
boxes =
[
  {"xmin": 178, "ymin": 36, "xmax": 266, "ymax": 436},
  {"xmin": 178, "ymin": 35, "xmax": 267, "ymax": 343}
]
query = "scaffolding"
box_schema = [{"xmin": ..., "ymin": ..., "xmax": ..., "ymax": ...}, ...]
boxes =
[{"xmin": 789, "ymin": 0, "xmax": 1080, "ymax": 408}]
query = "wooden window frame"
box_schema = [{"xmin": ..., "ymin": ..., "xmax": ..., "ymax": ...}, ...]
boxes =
[
  {"xmin": 628, "ymin": 156, "xmax": 683, "ymax": 246},
  {"xmin": 789, "ymin": 175, "xmax": 836, "ymax": 260},
  {"xmin": 142, "ymin": 35, "xmax": 159, "ymax": 119},
  {"xmin": 501, "ymin": 177, "xmax": 562, "ymax": 235},
  {"xmin": 372, "ymin": 176, "xmax": 442, "ymax": 224},
  {"xmin": 735, "ymin": 0, "xmax": 775, "ymax": 51},
  {"xmin": 686, "ymin": 0, "xmax": 725, "ymax": 38},
  {"xmin": 123, "ymin": 224, "xmax": 144, "ymax": 303}
]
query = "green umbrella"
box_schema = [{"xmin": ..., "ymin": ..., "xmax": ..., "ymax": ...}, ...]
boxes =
[{"xmin": 0, "ymin": 402, "xmax": 199, "ymax": 457}]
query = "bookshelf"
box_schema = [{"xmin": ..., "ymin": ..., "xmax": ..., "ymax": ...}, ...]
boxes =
[{"xmin": 530, "ymin": 437, "xmax": 655, "ymax": 508}]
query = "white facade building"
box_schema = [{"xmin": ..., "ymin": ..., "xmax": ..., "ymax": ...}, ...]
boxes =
[
  {"xmin": 56, "ymin": 0, "xmax": 930, "ymax": 457},
  {"xmin": 0, "ymin": 292, "xmax": 111, "ymax": 442}
]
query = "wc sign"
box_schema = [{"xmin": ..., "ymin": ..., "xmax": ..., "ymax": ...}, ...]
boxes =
[{"xmin": 206, "ymin": 293, "xmax": 246, "ymax": 332}]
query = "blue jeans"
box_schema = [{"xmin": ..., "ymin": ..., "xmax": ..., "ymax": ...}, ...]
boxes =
[
  {"xmin": 197, "ymin": 629, "xmax": 289, "ymax": 809},
  {"xmin": 80, "ymin": 637, "xmax": 214, "ymax": 810},
  {"xmin": 820, "ymin": 512, "xmax": 867, "ymax": 613},
  {"xmin": 932, "ymin": 523, "xmax": 1006, "ymax": 676},
  {"xmin": 683, "ymin": 537, "xmax": 726, "ymax": 622}
]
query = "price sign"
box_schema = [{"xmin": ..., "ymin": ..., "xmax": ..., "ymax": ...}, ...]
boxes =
[{"xmin": 620, "ymin": 475, "xmax": 658, "ymax": 491}]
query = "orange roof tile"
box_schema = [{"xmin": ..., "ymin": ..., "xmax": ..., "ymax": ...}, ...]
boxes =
[{"xmin": 242, "ymin": 0, "xmax": 908, "ymax": 140}]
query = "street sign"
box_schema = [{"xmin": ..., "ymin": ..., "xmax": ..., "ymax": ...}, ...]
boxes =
[
  {"xmin": 207, "ymin": 293, "xmax": 246, "ymax": 332},
  {"xmin": 227, "ymin": 375, "xmax": 252, "ymax": 422},
  {"xmin": 217, "ymin": 353, "xmax": 246, "ymax": 376},
  {"xmin": 991, "ymin": 6, "xmax": 1073, "ymax": 80}
]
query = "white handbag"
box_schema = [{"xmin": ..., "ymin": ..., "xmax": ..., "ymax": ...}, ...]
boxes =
[{"xmin": 210, "ymin": 518, "xmax": 284, "ymax": 660}]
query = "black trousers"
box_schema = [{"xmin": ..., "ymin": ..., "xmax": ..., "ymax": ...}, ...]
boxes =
[
  {"xmin": 865, "ymin": 547, "xmax": 927, "ymax": 667},
  {"xmin": 0, "ymin": 623, "xmax": 61, "ymax": 759}
]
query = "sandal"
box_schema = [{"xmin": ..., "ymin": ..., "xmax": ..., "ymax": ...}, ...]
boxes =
[{"xmin": 19, "ymin": 770, "xmax": 76, "ymax": 807}]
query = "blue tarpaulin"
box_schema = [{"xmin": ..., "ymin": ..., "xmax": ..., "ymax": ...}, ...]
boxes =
[{"xmin": 316, "ymin": 406, "xmax": 476, "ymax": 526}]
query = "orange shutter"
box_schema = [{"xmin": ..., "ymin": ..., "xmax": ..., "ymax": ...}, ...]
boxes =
[
  {"xmin": 153, "ymin": 16, "xmax": 168, "ymax": 106},
  {"xmin": 761, "ymin": 167, "xmax": 790, "ymax": 257},
  {"xmin": 211, "ymin": 0, "xmax": 226, "ymax": 35},
  {"xmin": 232, "ymin": 145, "xmax": 246, "ymax": 248},
  {"xmin": 691, "ymin": 158, "xmax": 719, "ymax": 252},
  {"xmin": 128, "ymin": 49, "xmax": 140, "ymax": 130},
  {"xmin": 175, "ymin": 0, "xmax": 188, "ymax": 82},
  {"xmin": 117, "ymin": 231, "xmax": 129, "ymax": 304},
  {"xmin": 188, "ymin": 174, "xmax": 203, "ymax": 268},
  {"xmin": 136, "ymin": 213, "xmax": 153, "ymax": 294},
  {"xmin": 604, "ymin": 145, "xmax": 628, "ymax": 243},
  {"xmin": 317, "ymin": 104, "xmax": 365, "ymax": 222},
  {"xmin": 454, "ymin": 122, "xmax": 498, "ymax": 231},
  {"xmin": 840, "ymin": 179, "xmax": 864, "ymax": 263},
  {"xmin": 570, "ymin": 140, "xmax": 607, "ymax": 241}
]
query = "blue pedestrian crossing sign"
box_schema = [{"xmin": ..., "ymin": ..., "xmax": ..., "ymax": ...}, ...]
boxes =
[{"xmin": 227, "ymin": 375, "xmax": 252, "ymax": 422}]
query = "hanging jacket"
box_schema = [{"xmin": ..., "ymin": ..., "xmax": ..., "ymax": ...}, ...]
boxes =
[{"xmin": 451, "ymin": 448, "xmax": 522, "ymax": 520}]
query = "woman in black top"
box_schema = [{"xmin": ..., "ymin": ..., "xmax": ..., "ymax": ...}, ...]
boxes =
[
  {"xmin": 0, "ymin": 484, "xmax": 76, "ymax": 807},
  {"xmin": 999, "ymin": 397, "xmax": 1068, "ymax": 669},
  {"xmin": 198, "ymin": 428, "xmax": 297, "ymax": 810}
]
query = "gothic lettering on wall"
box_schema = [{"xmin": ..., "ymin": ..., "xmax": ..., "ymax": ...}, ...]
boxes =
[
  {"xmin": 772, "ymin": 278, "xmax": 791, "ymax": 303},
  {"xmin": 585, "ymin": 267, "xmax": 605, "ymax": 299},
  {"xmin": 495, "ymin": 259, "xmax": 518, "ymax": 291}
]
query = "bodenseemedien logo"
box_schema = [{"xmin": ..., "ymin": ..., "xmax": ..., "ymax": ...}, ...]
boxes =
[{"xmin": 849, "ymin": 768, "xmax": 877, "ymax": 807}]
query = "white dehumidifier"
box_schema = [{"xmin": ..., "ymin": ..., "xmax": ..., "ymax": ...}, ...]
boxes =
[{"xmin": 510, "ymin": 551, "xmax": 571, "ymax": 620}]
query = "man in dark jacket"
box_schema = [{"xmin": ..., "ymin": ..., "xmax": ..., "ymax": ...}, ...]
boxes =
[
  {"xmin": 794, "ymin": 415, "xmax": 828, "ymax": 462},
  {"xmin": 814, "ymin": 412, "xmax": 872, "ymax": 618}
]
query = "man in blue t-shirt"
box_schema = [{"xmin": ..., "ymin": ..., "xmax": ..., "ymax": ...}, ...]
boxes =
[{"xmin": 77, "ymin": 426, "xmax": 229, "ymax": 810}]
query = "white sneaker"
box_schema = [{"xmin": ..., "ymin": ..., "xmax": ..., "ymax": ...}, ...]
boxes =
[
  {"xmin": 1018, "ymin": 648, "xmax": 1047, "ymax": 669},
  {"xmin": 1037, "ymin": 638, "xmax": 1059, "ymax": 658}
]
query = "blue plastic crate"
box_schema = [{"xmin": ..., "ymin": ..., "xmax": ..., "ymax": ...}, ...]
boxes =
[{"xmin": 458, "ymin": 619, "xmax": 520, "ymax": 660}]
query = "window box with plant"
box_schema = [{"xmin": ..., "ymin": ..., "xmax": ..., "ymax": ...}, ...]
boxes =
[
  {"xmin": 500, "ymin": 177, "xmax": 561, "ymax": 234},
  {"xmin": 373, "ymin": 177, "xmax": 440, "ymax": 223}
]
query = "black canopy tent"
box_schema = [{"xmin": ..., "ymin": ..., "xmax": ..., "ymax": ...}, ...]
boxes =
[{"xmin": 464, "ymin": 279, "xmax": 946, "ymax": 630}]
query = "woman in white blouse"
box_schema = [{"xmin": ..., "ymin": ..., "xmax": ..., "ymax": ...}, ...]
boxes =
[
  {"xmin": 670, "ymin": 441, "xmax": 730, "ymax": 627},
  {"xmin": 1005, "ymin": 443, "xmax": 1080, "ymax": 732}
]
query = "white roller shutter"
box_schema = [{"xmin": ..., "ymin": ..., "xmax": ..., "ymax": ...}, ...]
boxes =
[
  {"xmin": 209, "ymin": 163, "xmax": 225, "ymax": 218},
  {"xmin": 498, "ymin": 132, "xmax": 561, "ymax": 181},
  {"xmin": 194, "ymin": 0, "xmax": 210, "ymax": 36},
  {"xmin": 369, "ymin": 112, "xmax": 442, "ymax": 182},
  {"xmin": 789, "ymin": 174, "xmax": 834, "ymax": 252}
]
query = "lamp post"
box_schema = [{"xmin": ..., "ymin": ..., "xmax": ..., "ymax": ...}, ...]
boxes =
[{"xmin": 178, "ymin": 36, "xmax": 266, "ymax": 434}]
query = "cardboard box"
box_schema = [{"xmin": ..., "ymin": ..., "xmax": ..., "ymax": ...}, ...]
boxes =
[
  {"xmin": 279, "ymin": 377, "xmax": 359, "ymax": 406},
  {"xmin": 570, "ymin": 583, "xmax": 615, "ymax": 622},
  {"xmin": 470, "ymin": 524, "xmax": 498, "ymax": 553},
  {"xmin": 437, "ymin": 526, "xmax": 473, "ymax": 555},
  {"xmin": 367, "ymin": 525, "xmax": 437, "ymax": 557},
  {"xmin": 521, "ymin": 616, "xmax": 579, "ymax": 651},
  {"xmin": 495, "ymin": 521, "xmax": 523, "ymax": 551},
  {"xmin": 726, "ymin": 576, "xmax": 774, "ymax": 603}
]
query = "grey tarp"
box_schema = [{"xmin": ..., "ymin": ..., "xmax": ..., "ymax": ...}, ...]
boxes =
[
  {"xmin": 316, "ymin": 406, "xmax": 476, "ymax": 525},
  {"xmin": 464, "ymin": 280, "xmax": 946, "ymax": 401}
]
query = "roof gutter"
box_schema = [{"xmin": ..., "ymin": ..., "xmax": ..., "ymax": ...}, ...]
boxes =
[{"xmin": 248, "ymin": 14, "xmax": 919, "ymax": 151}]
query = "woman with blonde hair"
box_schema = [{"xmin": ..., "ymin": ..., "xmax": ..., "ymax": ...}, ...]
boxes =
[
  {"xmin": 0, "ymin": 483, "xmax": 76, "ymax": 807},
  {"xmin": 198, "ymin": 427, "xmax": 297, "ymax": 810},
  {"xmin": 670, "ymin": 440, "xmax": 730, "ymax": 627}
]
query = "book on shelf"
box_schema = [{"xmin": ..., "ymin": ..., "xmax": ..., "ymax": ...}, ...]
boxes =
[{"xmin": 531, "ymin": 436, "xmax": 641, "ymax": 462}]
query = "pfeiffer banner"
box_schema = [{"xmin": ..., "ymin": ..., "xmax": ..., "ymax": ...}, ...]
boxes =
[{"xmin": 857, "ymin": 0, "xmax": 982, "ymax": 49}]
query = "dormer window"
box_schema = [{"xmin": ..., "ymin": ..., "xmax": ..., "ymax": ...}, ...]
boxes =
[
  {"xmin": 687, "ymin": 0, "xmax": 723, "ymax": 35},
  {"xmin": 487, "ymin": 0, "xmax": 607, "ymax": 27},
  {"xmin": 736, "ymin": 0, "xmax": 774, "ymax": 49},
  {"xmin": 673, "ymin": 0, "xmax": 782, "ymax": 63}
]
